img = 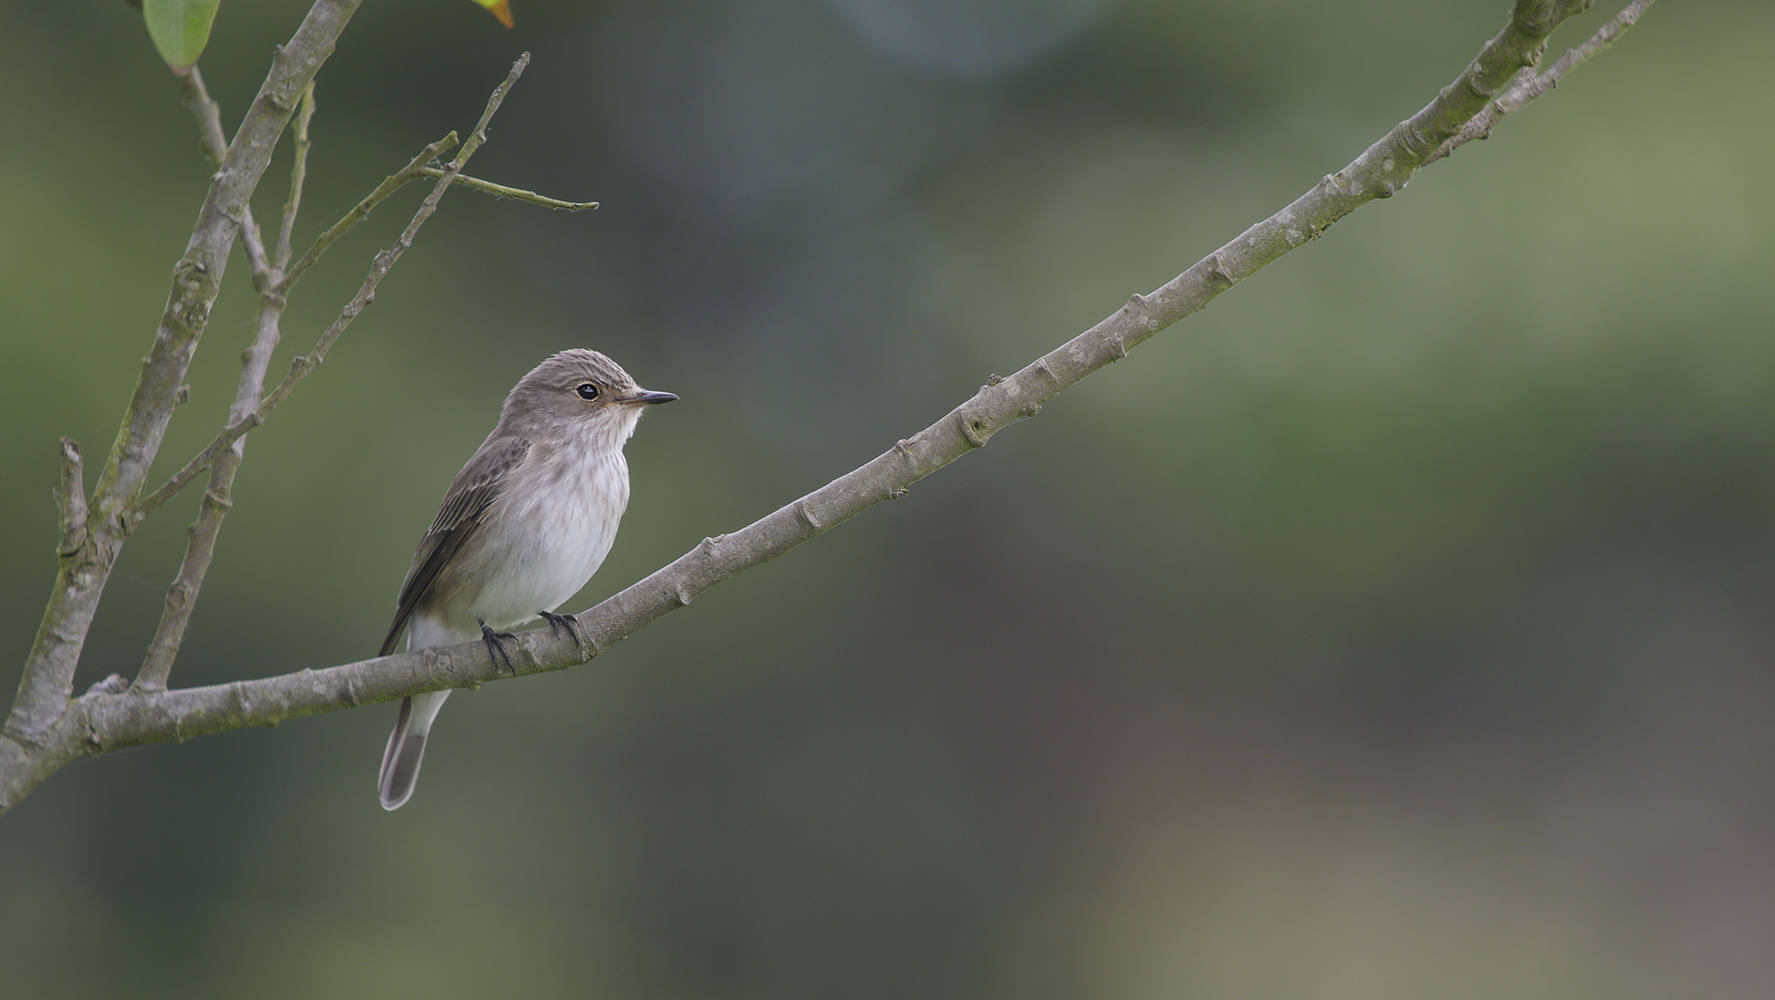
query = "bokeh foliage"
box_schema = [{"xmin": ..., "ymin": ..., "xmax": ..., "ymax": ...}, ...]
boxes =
[{"xmin": 3, "ymin": 1, "xmax": 1774, "ymax": 997}]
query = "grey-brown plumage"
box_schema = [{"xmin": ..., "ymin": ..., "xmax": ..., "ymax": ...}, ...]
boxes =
[
  {"xmin": 376, "ymin": 436, "xmax": 533, "ymax": 660},
  {"xmin": 377, "ymin": 349, "xmax": 676, "ymax": 810}
]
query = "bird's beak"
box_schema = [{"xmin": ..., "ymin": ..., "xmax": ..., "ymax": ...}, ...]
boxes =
[{"xmin": 622, "ymin": 389, "xmax": 679, "ymax": 405}]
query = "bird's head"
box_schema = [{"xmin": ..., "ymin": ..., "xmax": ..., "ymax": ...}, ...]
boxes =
[{"xmin": 503, "ymin": 348, "xmax": 677, "ymax": 443}]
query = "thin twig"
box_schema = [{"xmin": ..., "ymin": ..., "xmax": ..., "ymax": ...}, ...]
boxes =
[
  {"xmin": 275, "ymin": 140, "xmax": 593, "ymax": 294},
  {"xmin": 241, "ymin": 218, "xmax": 273, "ymax": 290},
  {"xmin": 277, "ymin": 132, "xmax": 460, "ymax": 296},
  {"xmin": 1427, "ymin": 0, "xmax": 1655, "ymax": 165},
  {"xmin": 130, "ymin": 138, "xmax": 455, "ymax": 519},
  {"xmin": 134, "ymin": 54, "xmax": 532, "ymax": 521},
  {"xmin": 136, "ymin": 83, "xmax": 322, "ymax": 692},
  {"xmin": 277, "ymin": 84, "xmax": 318, "ymax": 272},
  {"xmin": 415, "ymin": 167, "xmax": 597, "ymax": 210}
]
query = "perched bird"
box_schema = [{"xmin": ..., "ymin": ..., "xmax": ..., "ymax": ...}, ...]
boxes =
[{"xmin": 376, "ymin": 349, "xmax": 676, "ymax": 810}]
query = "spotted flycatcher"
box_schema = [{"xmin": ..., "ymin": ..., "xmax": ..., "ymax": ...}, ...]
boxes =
[{"xmin": 376, "ymin": 349, "xmax": 676, "ymax": 810}]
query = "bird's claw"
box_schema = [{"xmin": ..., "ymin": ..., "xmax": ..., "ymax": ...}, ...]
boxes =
[
  {"xmin": 539, "ymin": 610, "xmax": 583, "ymax": 647},
  {"xmin": 479, "ymin": 620, "xmax": 518, "ymax": 674}
]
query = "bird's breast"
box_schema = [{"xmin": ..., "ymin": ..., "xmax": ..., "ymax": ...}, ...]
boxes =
[{"xmin": 462, "ymin": 446, "xmax": 630, "ymax": 629}]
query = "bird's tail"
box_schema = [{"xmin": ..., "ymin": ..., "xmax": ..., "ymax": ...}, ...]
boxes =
[{"xmin": 377, "ymin": 689, "xmax": 452, "ymax": 810}]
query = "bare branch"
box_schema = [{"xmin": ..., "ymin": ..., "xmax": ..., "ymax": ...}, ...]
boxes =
[
  {"xmin": 276, "ymin": 92, "xmax": 590, "ymax": 294},
  {"xmin": 180, "ymin": 67, "xmax": 273, "ymax": 287},
  {"xmin": 1428, "ymin": 0, "xmax": 1655, "ymax": 165},
  {"xmin": 0, "ymin": 4, "xmax": 1653, "ymax": 814},
  {"xmin": 414, "ymin": 167, "xmax": 598, "ymax": 211},
  {"xmin": 136, "ymin": 83, "xmax": 324, "ymax": 692},
  {"xmin": 277, "ymin": 84, "xmax": 317, "ymax": 273},
  {"xmin": 55, "ymin": 440, "xmax": 86, "ymax": 558},
  {"xmin": 134, "ymin": 54, "xmax": 534, "ymax": 521},
  {"xmin": 130, "ymin": 129, "xmax": 452, "ymax": 520},
  {"xmin": 276, "ymin": 132, "xmax": 461, "ymax": 296},
  {"xmin": 3, "ymin": 0, "xmax": 364, "ymax": 744}
]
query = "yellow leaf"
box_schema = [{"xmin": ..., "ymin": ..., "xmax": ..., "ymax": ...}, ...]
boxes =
[{"xmin": 469, "ymin": 0, "xmax": 514, "ymax": 29}]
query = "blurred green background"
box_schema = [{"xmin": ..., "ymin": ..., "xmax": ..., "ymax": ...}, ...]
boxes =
[{"xmin": 4, "ymin": 0, "xmax": 1774, "ymax": 996}]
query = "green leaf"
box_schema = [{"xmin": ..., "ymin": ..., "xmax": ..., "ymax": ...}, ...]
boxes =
[{"xmin": 142, "ymin": 0, "xmax": 221, "ymax": 74}]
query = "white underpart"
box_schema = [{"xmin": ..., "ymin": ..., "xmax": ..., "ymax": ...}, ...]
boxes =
[
  {"xmin": 450, "ymin": 406, "xmax": 639, "ymax": 634},
  {"xmin": 389, "ymin": 409, "xmax": 642, "ymax": 753}
]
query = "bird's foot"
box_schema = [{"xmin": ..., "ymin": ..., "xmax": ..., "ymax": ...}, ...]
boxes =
[
  {"xmin": 478, "ymin": 619, "xmax": 519, "ymax": 674},
  {"xmin": 539, "ymin": 610, "xmax": 583, "ymax": 647}
]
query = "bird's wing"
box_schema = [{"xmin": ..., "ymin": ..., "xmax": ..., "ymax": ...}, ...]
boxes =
[{"xmin": 378, "ymin": 436, "xmax": 532, "ymax": 656}]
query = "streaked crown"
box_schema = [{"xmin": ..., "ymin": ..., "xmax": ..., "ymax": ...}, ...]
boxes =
[
  {"xmin": 510, "ymin": 349, "xmax": 639, "ymax": 401},
  {"xmin": 495, "ymin": 349, "xmax": 669, "ymax": 437}
]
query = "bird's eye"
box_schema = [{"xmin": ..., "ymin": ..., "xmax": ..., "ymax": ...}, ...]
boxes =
[{"xmin": 576, "ymin": 383, "xmax": 600, "ymax": 401}]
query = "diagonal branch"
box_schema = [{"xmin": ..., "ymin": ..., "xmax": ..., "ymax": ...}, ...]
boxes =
[
  {"xmin": 3, "ymin": 0, "xmax": 364, "ymax": 746},
  {"xmin": 130, "ymin": 129, "xmax": 459, "ymax": 521},
  {"xmin": 276, "ymin": 133, "xmax": 461, "ymax": 297},
  {"xmin": 180, "ymin": 67, "xmax": 275, "ymax": 289},
  {"xmin": 278, "ymin": 160, "xmax": 596, "ymax": 293},
  {"xmin": 0, "ymin": 1, "xmax": 1654, "ymax": 813},
  {"xmin": 134, "ymin": 53, "xmax": 535, "ymax": 521},
  {"xmin": 1428, "ymin": 0, "xmax": 1654, "ymax": 165},
  {"xmin": 136, "ymin": 84, "xmax": 319, "ymax": 692}
]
